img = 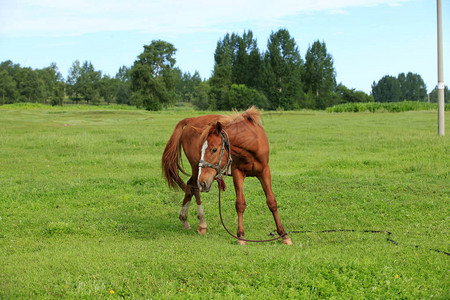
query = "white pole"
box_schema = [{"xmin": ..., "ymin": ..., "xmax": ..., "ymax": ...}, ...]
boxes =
[{"xmin": 437, "ymin": 0, "xmax": 445, "ymax": 136}]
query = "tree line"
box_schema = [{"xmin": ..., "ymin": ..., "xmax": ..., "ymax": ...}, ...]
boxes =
[
  {"xmin": 1, "ymin": 28, "xmax": 446, "ymax": 110},
  {"xmin": 371, "ymin": 72, "xmax": 448, "ymax": 103}
]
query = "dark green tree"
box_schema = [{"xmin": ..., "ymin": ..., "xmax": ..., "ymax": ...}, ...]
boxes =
[
  {"xmin": 100, "ymin": 74, "xmax": 119, "ymax": 104},
  {"xmin": 51, "ymin": 81, "xmax": 65, "ymax": 106},
  {"xmin": 429, "ymin": 85, "xmax": 450, "ymax": 103},
  {"xmin": 36, "ymin": 63, "xmax": 64, "ymax": 105},
  {"xmin": 0, "ymin": 62, "xmax": 17, "ymax": 104},
  {"xmin": 209, "ymin": 34, "xmax": 234, "ymax": 110},
  {"xmin": 176, "ymin": 70, "xmax": 202, "ymax": 102},
  {"xmin": 398, "ymin": 72, "xmax": 427, "ymax": 101},
  {"xmin": 14, "ymin": 67, "xmax": 42, "ymax": 102},
  {"xmin": 262, "ymin": 29, "xmax": 303, "ymax": 110},
  {"xmin": 228, "ymin": 84, "xmax": 269, "ymax": 110},
  {"xmin": 0, "ymin": 61, "xmax": 20, "ymax": 104},
  {"xmin": 336, "ymin": 84, "xmax": 373, "ymax": 103},
  {"xmin": 79, "ymin": 61, "xmax": 101, "ymax": 104},
  {"xmin": 67, "ymin": 60, "xmax": 82, "ymax": 103},
  {"xmin": 115, "ymin": 66, "xmax": 132, "ymax": 105},
  {"xmin": 231, "ymin": 31, "xmax": 263, "ymax": 89},
  {"xmin": 372, "ymin": 75, "xmax": 402, "ymax": 102},
  {"xmin": 209, "ymin": 31, "xmax": 263, "ymax": 110},
  {"xmin": 0, "ymin": 60, "xmax": 64, "ymax": 105},
  {"xmin": 303, "ymin": 40, "xmax": 336, "ymax": 109},
  {"xmin": 192, "ymin": 81, "xmax": 211, "ymax": 110},
  {"xmin": 0, "ymin": 71, "xmax": 18, "ymax": 104},
  {"xmin": 130, "ymin": 40, "xmax": 177, "ymax": 110}
]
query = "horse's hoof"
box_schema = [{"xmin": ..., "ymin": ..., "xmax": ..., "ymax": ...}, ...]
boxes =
[
  {"xmin": 282, "ymin": 236, "xmax": 293, "ymax": 245},
  {"xmin": 237, "ymin": 239, "xmax": 247, "ymax": 245},
  {"xmin": 197, "ymin": 225, "xmax": 207, "ymax": 235},
  {"xmin": 181, "ymin": 223, "xmax": 192, "ymax": 230}
]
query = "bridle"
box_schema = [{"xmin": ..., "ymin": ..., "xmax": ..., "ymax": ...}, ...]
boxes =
[{"xmin": 198, "ymin": 131, "xmax": 232, "ymax": 180}]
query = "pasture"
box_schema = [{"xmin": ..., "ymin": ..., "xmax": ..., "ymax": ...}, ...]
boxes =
[{"xmin": 0, "ymin": 105, "xmax": 448, "ymax": 298}]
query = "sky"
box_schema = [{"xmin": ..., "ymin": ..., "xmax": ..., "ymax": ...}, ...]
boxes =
[{"xmin": 0, "ymin": 0, "xmax": 448, "ymax": 94}]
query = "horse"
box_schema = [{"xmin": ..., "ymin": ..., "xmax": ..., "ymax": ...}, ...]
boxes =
[{"xmin": 161, "ymin": 107, "xmax": 292, "ymax": 245}]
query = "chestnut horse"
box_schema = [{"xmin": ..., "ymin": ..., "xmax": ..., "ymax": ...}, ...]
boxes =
[{"xmin": 162, "ymin": 107, "xmax": 292, "ymax": 245}]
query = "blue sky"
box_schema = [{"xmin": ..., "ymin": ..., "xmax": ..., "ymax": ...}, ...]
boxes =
[{"xmin": 0, "ymin": 0, "xmax": 448, "ymax": 94}]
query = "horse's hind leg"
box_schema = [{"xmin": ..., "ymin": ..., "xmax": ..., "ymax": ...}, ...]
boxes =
[
  {"xmin": 179, "ymin": 177, "xmax": 196, "ymax": 230},
  {"xmin": 232, "ymin": 169, "xmax": 247, "ymax": 245},
  {"xmin": 257, "ymin": 166, "xmax": 293, "ymax": 245}
]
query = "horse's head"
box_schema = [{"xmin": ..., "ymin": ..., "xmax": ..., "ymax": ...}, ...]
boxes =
[{"xmin": 197, "ymin": 121, "xmax": 231, "ymax": 192}]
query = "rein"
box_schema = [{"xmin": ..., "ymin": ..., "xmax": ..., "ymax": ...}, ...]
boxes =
[
  {"xmin": 216, "ymin": 177, "xmax": 286, "ymax": 243},
  {"xmin": 201, "ymin": 138, "xmax": 450, "ymax": 251}
]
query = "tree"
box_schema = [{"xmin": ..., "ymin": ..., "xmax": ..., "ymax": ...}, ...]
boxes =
[
  {"xmin": 336, "ymin": 84, "xmax": 373, "ymax": 104},
  {"xmin": 36, "ymin": 63, "xmax": 64, "ymax": 105},
  {"xmin": 262, "ymin": 29, "xmax": 303, "ymax": 110},
  {"xmin": 79, "ymin": 61, "xmax": 102, "ymax": 104},
  {"xmin": 209, "ymin": 31, "xmax": 263, "ymax": 110},
  {"xmin": 100, "ymin": 74, "xmax": 119, "ymax": 104},
  {"xmin": 429, "ymin": 85, "xmax": 450, "ymax": 103},
  {"xmin": 0, "ymin": 60, "xmax": 64, "ymax": 105},
  {"xmin": 192, "ymin": 81, "xmax": 211, "ymax": 110},
  {"xmin": 130, "ymin": 40, "xmax": 177, "ymax": 110},
  {"xmin": 231, "ymin": 31, "xmax": 263, "ymax": 90},
  {"xmin": 398, "ymin": 72, "xmax": 427, "ymax": 101},
  {"xmin": 372, "ymin": 73, "xmax": 427, "ymax": 103},
  {"xmin": 14, "ymin": 67, "xmax": 42, "ymax": 102},
  {"xmin": 51, "ymin": 81, "xmax": 65, "ymax": 106},
  {"xmin": 209, "ymin": 34, "xmax": 234, "ymax": 110},
  {"xmin": 372, "ymin": 75, "xmax": 402, "ymax": 102},
  {"xmin": 67, "ymin": 60, "xmax": 82, "ymax": 103},
  {"xmin": 303, "ymin": 40, "xmax": 336, "ymax": 109},
  {"xmin": 115, "ymin": 66, "xmax": 132, "ymax": 105},
  {"xmin": 0, "ymin": 61, "xmax": 20, "ymax": 104},
  {"xmin": 0, "ymin": 71, "xmax": 18, "ymax": 104},
  {"xmin": 228, "ymin": 84, "xmax": 269, "ymax": 110},
  {"xmin": 176, "ymin": 70, "xmax": 201, "ymax": 102}
]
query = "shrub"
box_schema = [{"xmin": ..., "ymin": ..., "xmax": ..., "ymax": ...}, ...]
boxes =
[{"xmin": 326, "ymin": 101, "xmax": 450, "ymax": 113}]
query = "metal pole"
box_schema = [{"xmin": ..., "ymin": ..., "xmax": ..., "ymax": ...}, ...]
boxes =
[{"xmin": 437, "ymin": 0, "xmax": 445, "ymax": 136}]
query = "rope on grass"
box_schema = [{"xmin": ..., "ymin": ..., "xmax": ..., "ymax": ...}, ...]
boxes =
[{"xmin": 268, "ymin": 229, "xmax": 449, "ymax": 256}]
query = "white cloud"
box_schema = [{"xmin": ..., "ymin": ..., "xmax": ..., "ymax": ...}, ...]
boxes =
[{"xmin": 0, "ymin": 0, "xmax": 411, "ymax": 37}]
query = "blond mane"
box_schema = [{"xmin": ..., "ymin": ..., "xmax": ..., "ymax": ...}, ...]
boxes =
[
  {"xmin": 198, "ymin": 106, "xmax": 262, "ymax": 144},
  {"xmin": 220, "ymin": 106, "xmax": 262, "ymax": 126}
]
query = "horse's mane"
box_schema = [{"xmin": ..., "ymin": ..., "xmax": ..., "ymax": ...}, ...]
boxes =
[
  {"xmin": 225, "ymin": 106, "xmax": 261, "ymax": 126},
  {"xmin": 199, "ymin": 106, "xmax": 261, "ymax": 142}
]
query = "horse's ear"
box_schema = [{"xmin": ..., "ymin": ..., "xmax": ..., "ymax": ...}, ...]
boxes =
[
  {"xmin": 215, "ymin": 122, "xmax": 222, "ymax": 135},
  {"xmin": 191, "ymin": 126, "xmax": 202, "ymax": 134}
]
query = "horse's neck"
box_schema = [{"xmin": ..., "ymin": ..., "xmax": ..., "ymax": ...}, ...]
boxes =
[{"xmin": 226, "ymin": 121, "xmax": 262, "ymax": 153}]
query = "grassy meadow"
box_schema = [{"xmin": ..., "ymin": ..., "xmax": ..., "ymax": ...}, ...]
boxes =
[{"xmin": 0, "ymin": 104, "xmax": 448, "ymax": 298}]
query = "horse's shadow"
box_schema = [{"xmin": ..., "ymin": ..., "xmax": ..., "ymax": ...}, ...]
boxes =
[{"xmin": 108, "ymin": 211, "xmax": 202, "ymax": 241}]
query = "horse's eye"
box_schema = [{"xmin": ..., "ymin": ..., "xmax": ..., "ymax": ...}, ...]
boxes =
[{"xmin": 212, "ymin": 148, "xmax": 218, "ymax": 153}]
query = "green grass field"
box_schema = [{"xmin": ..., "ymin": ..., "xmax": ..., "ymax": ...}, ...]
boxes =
[{"xmin": 0, "ymin": 105, "xmax": 448, "ymax": 298}]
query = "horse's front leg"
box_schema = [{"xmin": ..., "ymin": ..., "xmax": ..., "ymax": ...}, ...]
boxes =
[
  {"xmin": 232, "ymin": 169, "xmax": 247, "ymax": 245},
  {"xmin": 257, "ymin": 166, "xmax": 292, "ymax": 245},
  {"xmin": 194, "ymin": 186, "xmax": 207, "ymax": 235}
]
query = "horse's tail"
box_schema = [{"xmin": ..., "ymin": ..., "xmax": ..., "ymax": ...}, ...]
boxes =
[{"xmin": 162, "ymin": 118, "xmax": 191, "ymax": 191}]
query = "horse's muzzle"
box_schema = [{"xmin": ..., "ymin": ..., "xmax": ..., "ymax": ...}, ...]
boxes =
[{"xmin": 199, "ymin": 180, "xmax": 211, "ymax": 193}]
